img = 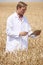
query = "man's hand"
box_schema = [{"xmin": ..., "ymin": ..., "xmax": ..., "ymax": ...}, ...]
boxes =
[
  {"xmin": 30, "ymin": 30, "xmax": 41, "ymax": 36},
  {"xmin": 19, "ymin": 32, "xmax": 28, "ymax": 36}
]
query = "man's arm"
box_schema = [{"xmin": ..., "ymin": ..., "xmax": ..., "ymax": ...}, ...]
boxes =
[
  {"xmin": 6, "ymin": 17, "xmax": 19, "ymax": 37},
  {"xmin": 6, "ymin": 17, "xmax": 28, "ymax": 37}
]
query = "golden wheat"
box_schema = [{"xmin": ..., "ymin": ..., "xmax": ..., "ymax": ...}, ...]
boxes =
[{"xmin": 0, "ymin": 2, "xmax": 43, "ymax": 65}]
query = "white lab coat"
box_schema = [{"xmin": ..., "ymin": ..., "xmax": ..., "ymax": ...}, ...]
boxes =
[{"xmin": 6, "ymin": 12, "xmax": 33, "ymax": 52}]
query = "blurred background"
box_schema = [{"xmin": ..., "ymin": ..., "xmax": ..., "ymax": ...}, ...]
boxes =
[
  {"xmin": 0, "ymin": 0, "xmax": 43, "ymax": 2},
  {"xmin": 0, "ymin": 0, "xmax": 43, "ymax": 65}
]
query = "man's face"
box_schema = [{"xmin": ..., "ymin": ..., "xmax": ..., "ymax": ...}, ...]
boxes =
[{"xmin": 18, "ymin": 6, "xmax": 27, "ymax": 16}]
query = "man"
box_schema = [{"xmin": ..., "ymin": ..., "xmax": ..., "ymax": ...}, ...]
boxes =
[{"xmin": 5, "ymin": 1, "xmax": 41, "ymax": 53}]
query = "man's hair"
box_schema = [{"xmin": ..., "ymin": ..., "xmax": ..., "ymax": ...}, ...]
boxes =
[{"xmin": 16, "ymin": 1, "xmax": 27, "ymax": 10}]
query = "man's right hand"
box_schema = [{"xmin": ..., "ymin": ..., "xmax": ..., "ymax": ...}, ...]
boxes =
[{"xmin": 19, "ymin": 32, "xmax": 28, "ymax": 36}]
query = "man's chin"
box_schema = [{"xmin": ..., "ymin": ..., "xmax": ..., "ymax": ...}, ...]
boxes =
[{"xmin": 20, "ymin": 14, "xmax": 23, "ymax": 17}]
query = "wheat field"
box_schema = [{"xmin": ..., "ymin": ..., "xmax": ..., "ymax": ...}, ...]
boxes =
[{"xmin": 0, "ymin": 2, "xmax": 43, "ymax": 65}]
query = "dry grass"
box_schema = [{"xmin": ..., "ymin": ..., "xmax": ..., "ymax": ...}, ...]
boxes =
[{"xmin": 0, "ymin": 2, "xmax": 43, "ymax": 65}]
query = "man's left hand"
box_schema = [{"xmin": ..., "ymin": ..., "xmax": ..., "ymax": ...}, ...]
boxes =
[{"xmin": 30, "ymin": 30, "xmax": 41, "ymax": 36}]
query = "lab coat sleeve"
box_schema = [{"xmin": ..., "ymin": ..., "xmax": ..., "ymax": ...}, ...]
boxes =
[
  {"xmin": 26, "ymin": 21, "xmax": 36, "ymax": 38},
  {"xmin": 28, "ymin": 25, "xmax": 36, "ymax": 38},
  {"xmin": 6, "ymin": 17, "xmax": 19, "ymax": 37},
  {"xmin": 28, "ymin": 24, "xmax": 36, "ymax": 38}
]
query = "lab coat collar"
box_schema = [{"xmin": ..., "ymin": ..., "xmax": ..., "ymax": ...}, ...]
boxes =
[{"xmin": 14, "ymin": 12, "xmax": 19, "ymax": 18}]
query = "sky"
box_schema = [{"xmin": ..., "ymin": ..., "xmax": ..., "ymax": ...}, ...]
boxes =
[{"xmin": 0, "ymin": 0, "xmax": 43, "ymax": 2}]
